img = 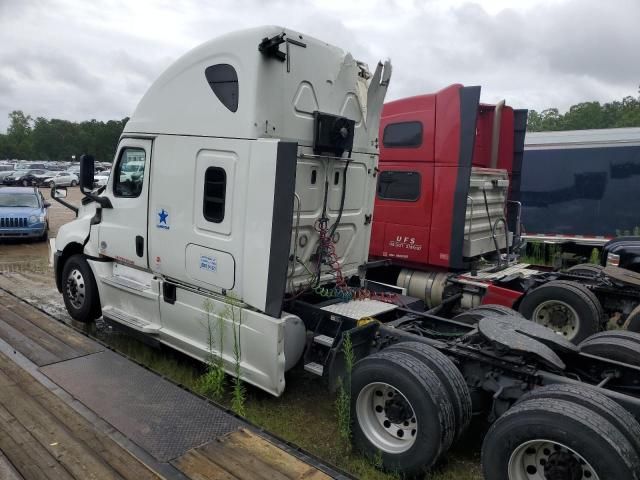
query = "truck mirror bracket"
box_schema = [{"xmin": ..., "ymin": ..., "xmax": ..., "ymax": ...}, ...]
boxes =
[{"xmin": 259, "ymin": 33, "xmax": 286, "ymax": 62}]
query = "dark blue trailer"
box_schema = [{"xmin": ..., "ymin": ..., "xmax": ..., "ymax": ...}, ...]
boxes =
[{"xmin": 517, "ymin": 127, "xmax": 640, "ymax": 246}]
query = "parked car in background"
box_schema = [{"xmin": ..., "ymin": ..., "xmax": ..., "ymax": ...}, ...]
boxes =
[
  {"xmin": 15, "ymin": 162, "xmax": 47, "ymax": 170},
  {"xmin": 93, "ymin": 170, "xmax": 110, "ymax": 188},
  {"xmin": 42, "ymin": 172, "xmax": 79, "ymax": 187},
  {"xmin": 3, "ymin": 169, "xmax": 48, "ymax": 186},
  {"xmin": 0, "ymin": 165, "xmax": 15, "ymax": 182},
  {"xmin": 0, "ymin": 187, "xmax": 49, "ymax": 240},
  {"xmin": 33, "ymin": 170, "xmax": 61, "ymax": 185}
]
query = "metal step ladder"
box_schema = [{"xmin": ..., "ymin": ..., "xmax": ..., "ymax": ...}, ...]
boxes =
[{"xmin": 303, "ymin": 315, "xmax": 343, "ymax": 377}]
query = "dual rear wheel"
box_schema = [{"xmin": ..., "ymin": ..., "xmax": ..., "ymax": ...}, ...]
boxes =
[
  {"xmin": 518, "ymin": 280, "xmax": 603, "ymax": 343},
  {"xmin": 482, "ymin": 384, "xmax": 640, "ymax": 480},
  {"xmin": 352, "ymin": 337, "xmax": 640, "ymax": 478},
  {"xmin": 351, "ymin": 344, "xmax": 470, "ymax": 475}
]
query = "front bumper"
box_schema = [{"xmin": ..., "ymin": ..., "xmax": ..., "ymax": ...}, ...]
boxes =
[{"xmin": 0, "ymin": 223, "xmax": 46, "ymax": 238}]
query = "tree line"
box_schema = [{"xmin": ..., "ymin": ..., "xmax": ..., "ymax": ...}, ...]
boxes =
[
  {"xmin": 1, "ymin": 91, "xmax": 639, "ymax": 161},
  {"xmin": 0, "ymin": 111, "xmax": 128, "ymax": 162},
  {"xmin": 526, "ymin": 90, "xmax": 640, "ymax": 132}
]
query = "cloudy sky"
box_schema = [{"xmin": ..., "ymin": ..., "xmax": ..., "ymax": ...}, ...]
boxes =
[{"xmin": 0, "ymin": 0, "xmax": 637, "ymax": 131}]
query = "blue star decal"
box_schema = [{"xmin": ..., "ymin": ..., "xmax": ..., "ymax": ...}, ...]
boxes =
[{"xmin": 158, "ymin": 209, "xmax": 168, "ymax": 224}]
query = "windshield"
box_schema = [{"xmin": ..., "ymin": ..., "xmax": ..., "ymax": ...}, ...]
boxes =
[
  {"xmin": 0, "ymin": 194, "xmax": 39, "ymax": 208},
  {"xmin": 121, "ymin": 162, "xmax": 144, "ymax": 173}
]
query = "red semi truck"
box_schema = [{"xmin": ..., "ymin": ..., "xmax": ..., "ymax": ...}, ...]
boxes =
[{"xmin": 368, "ymin": 84, "xmax": 640, "ymax": 342}]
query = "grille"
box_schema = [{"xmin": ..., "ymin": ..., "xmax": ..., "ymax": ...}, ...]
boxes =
[{"xmin": 0, "ymin": 217, "xmax": 28, "ymax": 228}]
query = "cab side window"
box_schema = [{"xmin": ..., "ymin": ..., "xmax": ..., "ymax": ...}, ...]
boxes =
[
  {"xmin": 203, "ymin": 167, "xmax": 226, "ymax": 223},
  {"xmin": 377, "ymin": 171, "xmax": 421, "ymax": 201},
  {"xmin": 383, "ymin": 121, "xmax": 423, "ymax": 148},
  {"xmin": 114, "ymin": 148, "xmax": 146, "ymax": 198}
]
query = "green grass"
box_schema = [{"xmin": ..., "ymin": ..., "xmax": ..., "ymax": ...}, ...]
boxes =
[
  {"xmin": 520, "ymin": 241, "xmax": 561, "ymax": 266},
  {"xmin": 95, "ymin": 328, "xmax": 483, "ymax": 479}
]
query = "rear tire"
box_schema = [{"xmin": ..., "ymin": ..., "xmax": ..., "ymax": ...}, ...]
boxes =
[
  {"xmin": 351, "ymin": 350, "xmax": 455, "ymax": 475},
  {"xmin": 70, "ymin": 180, "xmax": 77, "ymax": 187},
  {"xmin": 567, "ymin": 263, "xmax": 604, "ymax": 277},
  {"xmin": 581, "ymin": 329, "xmax": 640, "ymax": 347},
  {"xmin": 517, "ymin": 383, "xmax": 640, "ymax": 456},
  {"xmin": 518, "ymin": 281, "xmax": 602, "ymax": 343},
  {"xmin": 385, "ymin": 341, "xmax": 472, "ymax": 440},
  {"xmin": 482, "ymin": 398, "xmax": 640, "ymax": 480},
  {"xmin": 454, "ymin": 304, "xmax": 523, "ymax": 325},
  {"xmin": 579, "ymin": 335, "xmax": 640, "ymax": 367},
  {"xmin": 61, "ymin": 254, "xmax": 101, "ymax": 323},
  {"xmin": 624, "ymin": 304, "xmax": 640, "ymax": 332}
]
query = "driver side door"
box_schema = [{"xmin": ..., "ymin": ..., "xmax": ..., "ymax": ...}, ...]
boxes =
[{"xmin": 98, "ymin": 139, "xmax": 152, "ymax": 268}]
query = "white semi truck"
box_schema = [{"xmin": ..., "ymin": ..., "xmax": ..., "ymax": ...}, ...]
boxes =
[{"xmin": 52, "ymin": 27, "xmax": 640, "ymax": 478}]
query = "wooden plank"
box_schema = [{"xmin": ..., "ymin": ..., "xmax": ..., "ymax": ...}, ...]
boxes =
[
  {"xmin": 0, "ymin": 317, "xmax": 61, "ymax": 366},
  {"xmin": 172, "ymin": 449, "xmax": 239, "ymax": 480},
  {"xmin": 0, "ymin": 305, "xmax": 83, "ymax": 364},
  {"xmin": 0, "ymin": 450, "xmax": 24, "ymax": 480},
  {"xmin": 0, "ymin": 352, "xmax": 162, "ymax": 480},
  {"xmin": 220, "ymin": 429, "xmax": 331, "ymax": 480},
  {"xmin": 198, "ymin": 437, "xmax": 292, "ymax": 480},
  {"xmin": 0, "ymin": 404, "xmax": 74, "ymax": 480},
  {"xmin": 0, "ymin": 368, "xmax": 125, "ymax": 480},
  {"xmin": 4, "ymin": 299, "xmax": 101, "ymax": 355}
]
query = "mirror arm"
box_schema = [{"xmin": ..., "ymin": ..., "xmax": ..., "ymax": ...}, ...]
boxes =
[
  {"xmin": 49, "ymin": 186, "xmax": 79, "ymax": 215},
  {"xmin": 80, "ymin": 185, "xmax": 113, "ymax": 209}
]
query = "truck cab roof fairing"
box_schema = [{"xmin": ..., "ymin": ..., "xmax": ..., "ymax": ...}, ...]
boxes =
[{"xmin": 124, "ymin": 26, "xmax": 391, "ymax": 155}]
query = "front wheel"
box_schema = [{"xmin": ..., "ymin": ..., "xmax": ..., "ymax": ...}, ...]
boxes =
[
  {"xmin": 61, "ymin": 254, "xmax": 101, "ymax": 323},
  {"xmin": 70, "ymin": 180, "xmax": 77, "ymax": 186},
  {"xmin": 22, "ymin": 179, "xmax": 29, "ymax": 186},
  {"xmin": 49, "ymin": 181, "xmax": 55, "ymax": 188}
]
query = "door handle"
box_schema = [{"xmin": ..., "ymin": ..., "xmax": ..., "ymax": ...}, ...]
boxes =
[{"xmin": 135, "ymin": 235, "xmax": 144, "ymax": 257}]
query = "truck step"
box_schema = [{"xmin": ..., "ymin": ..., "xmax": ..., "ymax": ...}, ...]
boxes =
[
  {"xmin": 304, "ymin": 362, "xmax": 324, "ymax": 376},
  {"xmin": 102, "ymin": 307, "xmax": 161, "ymax": 334},
  {"xmin": 103, "ymin": 275, "xmax": 149, "ymax": 292},
  {"xmin": 313, "ymin": 335, "xmax": 335, "ymax": 347}
]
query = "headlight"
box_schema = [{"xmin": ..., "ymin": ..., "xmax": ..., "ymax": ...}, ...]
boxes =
[
  {"xmin": 606, "ymin": 253, "xmax": 620, "ymax": 267},
  {"xmin": 39, "ymin": 214, "xmax": 46, "ymax": 222},
  {"xmin": 29, "ymin": 215, "xmax": 38, "ymax": 224}
]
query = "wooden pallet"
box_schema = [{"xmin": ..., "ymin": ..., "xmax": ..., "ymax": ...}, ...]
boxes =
[
  {"xmin": 0, "ymin": 289, "xmax": 101, "ymax": 366},
  {"xmin": 173, "ymin": 428, "xmax": 332, "ymax": 480},
  {"xmin": 0, "ymin": 290, "xmax": 341, "ymax": 480},
  {"xmin": 0, "ymin": 349, "xmax": 162, "ymax": 480}
]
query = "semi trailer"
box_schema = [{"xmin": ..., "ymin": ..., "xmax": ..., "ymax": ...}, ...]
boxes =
[
  {"xmin": 519, "ymin": 127, "xmax": 640, "ymax": 247},
  {"xmin": 368, "ymin": 85, "xmax": 640, "ymax": 343},
  {"xmin": 51, "ymin": 27, "xmax": 640, "ymax": 478}
]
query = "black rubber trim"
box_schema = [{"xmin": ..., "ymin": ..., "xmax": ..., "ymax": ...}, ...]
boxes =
[
  {"xmin": 449, "ymin": 85, "xmax": 480, "ymax": 270},
  {"xmin": 509, "ymin": 108, "xmax": 528, "ymax": 203},
  {"xmin": 54, "ymin": 251, "xmax": 62, "ymax": 292},
  {"xmin": 264, "ymin": 141, "xmax": 298, "ymax": 318}
]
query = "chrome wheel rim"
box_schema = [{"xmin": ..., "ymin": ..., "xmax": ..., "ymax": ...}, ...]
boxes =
[
  {"xmin": 508, "ymin": 439, "xmax": 599, "ymax": 480},
  {"xmin": 355, "ymin": 382, "xmax": 417, "ymax": 453},
  {"xmin": 65, "ymin": 268, "xmax": 86, "ymax": 309},
  {"xmin": 532, "ymin": 300, "xmax": 579, "ymax": 340}
]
